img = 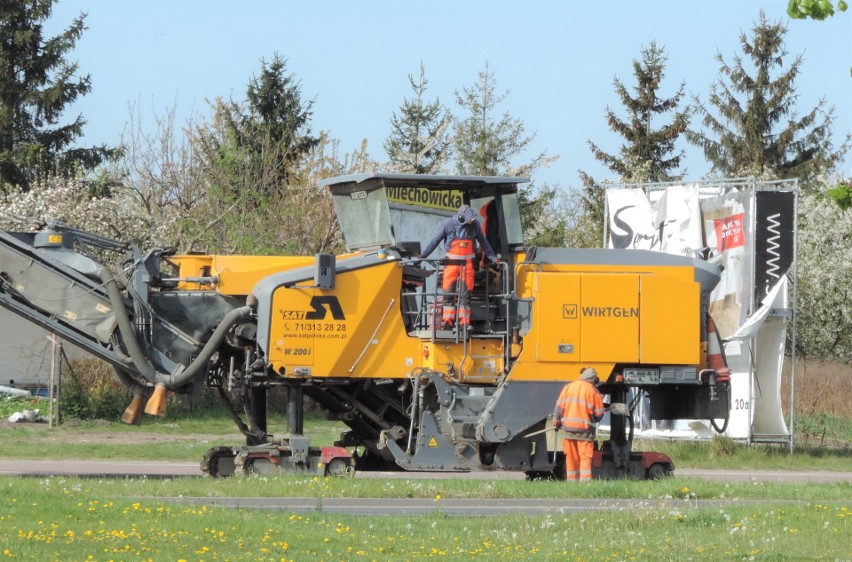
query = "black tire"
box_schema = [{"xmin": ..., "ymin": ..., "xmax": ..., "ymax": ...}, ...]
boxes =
[
  {"xmin": 325, "ymin": 457, "xmax": 353, "ymax": 477},
  {"xmin": 646, "ymin": 463, "xmax": 670, "ymax": 480}
]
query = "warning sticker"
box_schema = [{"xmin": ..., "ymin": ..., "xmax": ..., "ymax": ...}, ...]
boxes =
[{"xmin": 426, "ymin": 436, "xmax": 439, "ymax": 448}]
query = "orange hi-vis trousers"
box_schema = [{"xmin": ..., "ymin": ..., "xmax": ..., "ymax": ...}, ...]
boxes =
[
  {"xmin": 441, "ymin": 239, "xmax": 475, "ymax": 326},
  {"xmin": 562, "ymin": 438, "xmax": 594, "ymax": 481}
]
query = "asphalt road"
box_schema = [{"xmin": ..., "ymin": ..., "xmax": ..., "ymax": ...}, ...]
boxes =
[{"xmin": 1, "ymin": 459, "xmax": 850, "ymax": 483}]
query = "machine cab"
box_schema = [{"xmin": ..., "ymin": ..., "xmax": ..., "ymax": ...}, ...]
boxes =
[
  {"xmin": 319, "ymin": 173, "xmax": 529, "ymax": 338},
  {"xmin": 320, "ymin": 173, "xmax": 527, "ymax": 258}
]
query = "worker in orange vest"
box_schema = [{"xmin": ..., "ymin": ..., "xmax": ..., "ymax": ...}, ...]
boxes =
[
  {"xmin": 419, "ymin": 204, "xmax": 498, "ymax": 329},
  {"xmin": 553, "ymin": 367, "xmax": 605, "ymax": 481}
]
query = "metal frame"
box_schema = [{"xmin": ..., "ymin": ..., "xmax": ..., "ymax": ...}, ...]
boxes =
[{"xmin": 601, "ymin": 177, "xmax": 798, "ymax": 451}]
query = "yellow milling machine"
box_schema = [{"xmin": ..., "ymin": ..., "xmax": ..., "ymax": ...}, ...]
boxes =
[{"xmin": 0, "ymin": 174, "xmax": 730, "ymax": 479}]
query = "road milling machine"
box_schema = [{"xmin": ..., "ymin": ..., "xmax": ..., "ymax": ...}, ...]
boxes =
[{"xmin": 0, "ymin": 174, "xmax": 730, "ymax": 479}]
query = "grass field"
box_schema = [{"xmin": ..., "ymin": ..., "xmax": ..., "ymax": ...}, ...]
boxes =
[
  {"xmin": 0, "ymin": 476, "xmax": 849, "ymax": 561},
  {"xmin": 1, "ymin": 410, "xmax": 850, "ymax": 472},
  {"xmin": 2, "ymin": 360, "xmax": 850, "ymax": 560},
  {"xmin": 1, "ymin": 357, "xmax": 849, "ymax": 472}
]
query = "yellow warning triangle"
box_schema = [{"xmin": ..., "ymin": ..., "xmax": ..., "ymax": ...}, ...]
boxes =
[{"xmin": 427, "ymin": 436, "xmax": 439, "ymax": 448}]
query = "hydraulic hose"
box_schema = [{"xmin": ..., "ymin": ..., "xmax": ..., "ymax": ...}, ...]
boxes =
[
  {"xmin": 111, "ymin": 366, "xmax": 148, "ymax": 397},
  {"xmin": 99, "ymin": 266, "xmax": 253, "ymax": 391},
  {"xmin": 160, "ymin": 304, "xmax": 252, "ymax": 389},
  {"xmin": 99, "ymin": 267, "xmax": 160, "ymax": 384}
]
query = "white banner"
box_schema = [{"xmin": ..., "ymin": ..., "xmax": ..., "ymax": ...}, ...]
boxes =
[
  {"xmin": 606, "ymin": 186, "xmax": 702, "ymax": 255},
  {"xmin": 606, "ymin": 189, "xmax": 657, "ymax": 249},
  {"xmin": 651, "ymin": 185, "xmax": 704, "ymax": 256},
  {"xmin": 751, "ymin": 277, "xmax": 790, "ymax": 437},
  {"xmin": 604, "ymin": 184, "xmax": 790, "ymax": 442},
  {"xmin": 700, "ymin": 191, "xmax": 749, "ymax": 339}
]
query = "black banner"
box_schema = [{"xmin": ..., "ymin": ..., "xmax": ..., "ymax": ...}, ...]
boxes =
[{"xmin": 754, "ymin": 191, "xmax": 795, "ymax": 304}]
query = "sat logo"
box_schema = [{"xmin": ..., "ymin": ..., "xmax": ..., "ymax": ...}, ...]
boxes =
[
  {"xmin": 281, "ymin": 296, "xmax": 346, "ymax": 321},
  {"xmin": 305, "ymin": 296, "xmax": 345, "ymax": 320}
]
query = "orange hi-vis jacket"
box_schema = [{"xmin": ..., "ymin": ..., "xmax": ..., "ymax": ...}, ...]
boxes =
[{"xmin": 554, "ymin": 379, "xmax": 605, "ymax": 441}]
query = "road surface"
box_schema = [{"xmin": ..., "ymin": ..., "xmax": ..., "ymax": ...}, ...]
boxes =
[{"xmin": 1, "ymin": 459, "xmax": 849, "ymax": 483}]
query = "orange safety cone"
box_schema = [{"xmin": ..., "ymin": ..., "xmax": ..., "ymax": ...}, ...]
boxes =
[{"xmin": 706, "ymin": 316, "xmax": 731, "ymax": 381}]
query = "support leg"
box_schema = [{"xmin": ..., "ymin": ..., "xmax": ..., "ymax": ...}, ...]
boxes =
[
  {"xmin": 609, "ymin": 387, "xmax": 631, "ymax": 468},
  {"xmin": 246, "ymin": 385, "xmax": 268, "ymax": 446},
  {"xmin": 288, "ymin": 384, "xmax": 304, "ymax": 436}
]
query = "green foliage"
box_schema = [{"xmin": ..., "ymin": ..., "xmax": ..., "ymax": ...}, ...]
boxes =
[
  {"xmin": 452, "ymin": 62, "xmax": 555, "ymax": 178},
  {"xmin": 58, "ymin": 358, "xmax": 130, "ymax": 421},
  {"xmin": 196, "ymin": 53, "xmax": 318, "ymax": 199},
  {"xmin": 384, "ymin": 63, "xmax": 453, "ymax": 174},
  {"xmin": 188, "ymin": 56, "xmax": 353, "ymax": 255},
  {"xmin": 578, "ymin": 43, "xmax": 689, "ymax": 249},
  {"xmin": 0, "ymin": 396, "xmax": 47, "ymax": 419},
  {"xmin": 585, "ymin": 43, "xmax": 690, "ymax": 185},
  {"xmin": 517, "ymin": 183, "xmax": 569, "ymax": 247},
  {"xmin": 0, "ymin": 0, "xmax": 117, "ymax": 192},
  {"xmin": 827, "ymin": 178, "xmax": 852, "ymax": 210},
  {"xmin": 795, "ymin": 413, "xmax": 852, "ymax": 446},
  {"xmin": 787, "ymin": 0, "xmax": 847, "ymax": 20},
  {"xmin": 708, "ymin": 435, "xmax": 739, "ymax": 457},
  {"xmin": 687, "ymin": 11, "xmax": 848, "ymax": 186}
]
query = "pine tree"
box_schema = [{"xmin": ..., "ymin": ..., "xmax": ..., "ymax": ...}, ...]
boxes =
[
  {"xmin": 453, "ymin": 61, "xmax": 554, "ymax": 177},
  {"xmin": 585, "ymin": 42, "xmax": 689, "ymax": 184},
  {"xmin": 578, "ymin": 43, "xmax": 689, "ymax": 247},
  {"xmin": 384, "ymin": 63, "xmax": 452, "ymax": 174},
  {"xmin": 197, "ymin": 53, "xmax": 319, "ymax": 198},
  {"xmin": 0, "ymin": 0, "xmax": 115, "ymax": 192},
  {"xmin": 687, "ymin": 11, "xmax": 847, "ymax": 185}
]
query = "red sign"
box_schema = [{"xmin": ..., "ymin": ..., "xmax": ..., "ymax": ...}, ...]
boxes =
[{"xmin": 714, "ymin": 213, "xmax": 745, "ymax": 251}]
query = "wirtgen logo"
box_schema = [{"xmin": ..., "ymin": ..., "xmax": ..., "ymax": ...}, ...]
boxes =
[
  {"xmin": 281, "ymin": 296, "xmax": 346, "ymax": 321},
  {"xmin": 582, "ymin": 306, "xmax": 638, "ymax": 318}
]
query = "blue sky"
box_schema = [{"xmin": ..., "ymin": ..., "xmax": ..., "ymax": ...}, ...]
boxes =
[{"xmin": 47, "ymin": 0, "xmax": 851, "ymax": 189}]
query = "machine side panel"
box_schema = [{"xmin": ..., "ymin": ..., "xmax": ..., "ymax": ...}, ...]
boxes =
[
  {"xmin": 580, "ymin": 273, "xmax": 640, "ymax": 363},
  {"xmin": 266, "ymin": 261, "xmax": 418, "ymax": 378},
  {"xmin": 0, "ymin": 235, "xmax": 116, "ymax": 343},
  {"xmin": 534, "ymin": 273, "xmax": 581, "ymax": 362},
  {"xmin": 639, "ymin": 274, "xmax": 700, "ymax": 365}
]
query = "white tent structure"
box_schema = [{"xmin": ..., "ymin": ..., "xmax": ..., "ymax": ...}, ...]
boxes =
[{"xmin": 601, "ymin": 178, "xmax": 797, "ymax": 450}]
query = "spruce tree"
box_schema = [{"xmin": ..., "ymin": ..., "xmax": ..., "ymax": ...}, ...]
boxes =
[
  {"xmin": 579, "ymin": 43, "xmax": 689, "ymax": 245},
  {"xmin": 687, "ymin": 11, "xmax": 846, "ymax": 185},
  {"xmin": 198, "ymin": 53, "xmax": 318, "ymax": 197},
  {"xmin": 384, "ymin": 63, "xmax": 452, "ymax": 174},
  {"xmin": 453, "ymin": 61, "xmax": 553, "ymax": 177},
  {"xmin": 0, "ymin": 0, "xmax": 115, "ymax": 192},
  {"xmin": 585, "ymin": 42, "xmax": 689, "ymax": 183}
]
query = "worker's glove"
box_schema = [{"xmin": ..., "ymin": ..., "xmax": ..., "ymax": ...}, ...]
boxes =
[{"xmin": 553, "ymin": 421, "xmax": 562, "ymax": 429}]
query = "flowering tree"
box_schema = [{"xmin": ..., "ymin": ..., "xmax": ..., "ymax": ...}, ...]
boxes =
[
  {"xmin": 0, "ymin": 176, "xmax": 181, "ymax": 248},
  {"xmin": 795, "ymin": 179, "xmax": 852, "ymax": 362}
]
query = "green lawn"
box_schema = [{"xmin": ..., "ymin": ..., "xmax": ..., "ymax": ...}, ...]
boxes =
[
  {"xmin": 2, "ymin": 397, "xmax": 850, "ymax": 471},
  {"xmin": 0, "ymin": 476, "xmax": 849, "ymax": 561}
]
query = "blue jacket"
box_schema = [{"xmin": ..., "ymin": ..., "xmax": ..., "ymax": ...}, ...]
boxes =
[{"xmin": 421, "ymin": 215, "xmax": 497, "ymax": 262}]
